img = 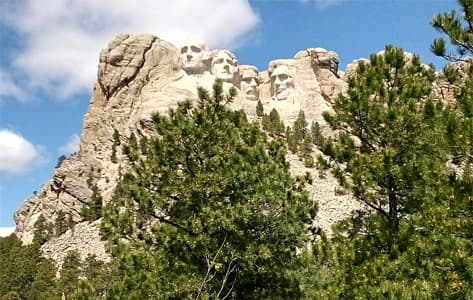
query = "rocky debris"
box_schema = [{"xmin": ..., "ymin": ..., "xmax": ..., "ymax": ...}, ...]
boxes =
[
  {"xmin": 41, "ymin": 220, "xmax": 109, "ymax": 269},
  {"xmin": 433, "ymin": 61, "xmax": 470, "ymax": 106},
  {"xmin": 286, "ymin": 152, "xmax": 362, "ymax": 236}
]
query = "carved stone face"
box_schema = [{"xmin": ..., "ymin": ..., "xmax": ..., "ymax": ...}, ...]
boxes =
[
  {"xmin": 180, "ymin": 39, "xmax": 209, "ymax": 75},
  {"xmin": 211, "ymin": 50, "xmax": 238, "ymax": 83},
  {"xmin": 272, "ymin": 65, "xmax": 294, "ymax": 100},
  {"xmin": 239, "ymin": 66, "xmax": 260, "ymax": 101}
]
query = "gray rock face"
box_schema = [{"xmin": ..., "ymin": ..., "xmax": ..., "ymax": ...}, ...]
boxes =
[{"xmin": 14, "ymin": 34, "xmax": 361, "ymax": 264}]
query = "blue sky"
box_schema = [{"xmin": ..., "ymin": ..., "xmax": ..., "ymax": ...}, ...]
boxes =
[{"xmin": 0, "ymin": 0, "xmax": 459, "ymax": 234}]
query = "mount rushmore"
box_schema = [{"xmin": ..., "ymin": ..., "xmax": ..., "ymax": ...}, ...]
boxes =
[{"xmin": 12, "ymin": 34, "xmax": 392, "ymax": 263}]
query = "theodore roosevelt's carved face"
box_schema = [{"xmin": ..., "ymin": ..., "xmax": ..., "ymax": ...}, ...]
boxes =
[
  {"xmin": 239, "ymin": 65, "xmax": 260, "ymax": 101},
  {"xmin": 271, "ymin": 65, "xmax": 294, "ymax": 100},
  {"xmin": 211, "ymin": 50, "xmax": 238, "ymax": 83},
  {"xmin": 180, "ymin": 39, "xmax": 209, "ymax": 75}
]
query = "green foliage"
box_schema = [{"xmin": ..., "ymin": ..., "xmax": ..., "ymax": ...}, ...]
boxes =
[
  {"xmin": 256, "ymin": 100, "xmax": 264, "ymax": 117},
  {"xmin": 57, "ymin": 251, "xmax": 81, "ymax": 297},
  {"xmin": 286, "ymin": 126, "xmax": 298, "ymax": 154},
  {"xmin": 299, "ymin": 37, "xmax": 473, "ymax": 298},
  {"xmin": 128, "ymin": 132, "xmax": 138, "ymax": 150},
  {"xmin": 0, "ymin": 235, "xmax": 57, "ymax": 299},
  {"xmin": 310, "ymin": 121, "xmax": 323, "ymax": 147},
  {"xmin": 293, "ymin": 110, "xmax": 307, "ymax": 143},
  {"xmin": 110, "ymin": 147, "xmax": 117, "ymax": 164},
  {"xmin": 0, "ymin": 292, "xmax": 20, "ymax": 300},
  {"xmin": 301, "ymin": 135, "xmax": 314, "ymax": 168},
  {"xmin": 111, "ymin": 129, "xmax": 120, "ymax": 163},
  {"xmin": 69, "ymin": 256, "xmax": 113, "ymax": 300},
  {"xmin": 56, "ymin": 155, "xmax": 67, "ymax": 169},
  {"xmin": 320, "ymin": 45, "xmax": 445, "ymax": 231},
  {"xmin": 81, "ymin": 183, "xmax": 103, "ymax": 222},
  {"xmin": 261, "ymin": 108, "xmax": 285, "ymax": 137},
  {"xmin": 81, "ymin": 171, "xmax": 103, "ymax": 222},
  {"xmin": 0, "ymin": 234, "xmax": 111, "ymax": 300},
  {"xmin": 33, "ymin": 214, "xmax": 54, "ymax": 244},
  {"xmin": 55, "ymin": 210, "xmax": 68, "ymax": 236},
  {"xmin": 67, "ymin": 213, "xmax": 75, "ymax": 231},
  {"xmin": 112, "ymin": 129, "xmax": 120, "ymax": 147},
  {"xmin": 28, "ymin": 259, "xmax": 58, "ymax": 300},
  {"xmin": 445, "ymin": 64, "xmax": 473, "ymax": 169},
  {"xmin": 283, "ymin": 110, "xmax": 315, "ymax": 167},
  {"xmin": 102, "ymin": 80, "xmax": 311, "ymax": 299},
  {"xmin": 139, "ymin": 135, "xmax": 148, "ymax": 155},
  {"xmin": 431, "ymin": 0, "xmax": 473, "ymax": 61}
]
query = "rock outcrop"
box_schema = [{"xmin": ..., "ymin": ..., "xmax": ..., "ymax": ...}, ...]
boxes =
[{"xmin": 15, "ymin": 34, "xmax": 364, "ymax": 264}]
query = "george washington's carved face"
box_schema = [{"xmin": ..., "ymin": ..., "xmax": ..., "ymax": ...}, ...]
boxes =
[
  {"xmin": 211, "ymin": 50, "xmax": 238, "ymax": 83},
  {"xmin": 180, "ymin": 39, "xmax": 209, "ymax": 75},
  {"xmin": 272, "ymin": 65, "xmax": 294, "ymax": 100}
]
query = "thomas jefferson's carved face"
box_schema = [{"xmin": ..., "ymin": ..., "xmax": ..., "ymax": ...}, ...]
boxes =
[
  {"xmin": 240, "ymin": 66, "xmax": 260, "ymax": 101},
  {"xmin": 180, "ymin": 39, "xmax": 209, "ymax": 75},
  {"xmin": 272, "ymin": 65, "xmax": 294, "ymax": 100},
  {"xmin": 211, "ymin": 50, "xmax": 238, "ymax": 83}
]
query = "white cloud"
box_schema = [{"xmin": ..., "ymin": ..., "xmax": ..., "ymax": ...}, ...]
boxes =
[
  {"xmin": 0, "ymin": 70, "xmax": 24, "ymax": 102},
  {"xmin": 0, "ymin": 226, "xmax": 15, "ymax": 237},
  {"xmin": 1, "ymin": 0, "xmax": 260, "ymax": 100},
  {"xmin": 58, "ymin": 134, "xmax": 80, "ymax": 156},
  {"xmin": 300, "ymin": 0, "xmax": 347, "ymax": 8},
  {"xmin": 0, "ymin": 129, "xmax": 43, "ymax": 175}
]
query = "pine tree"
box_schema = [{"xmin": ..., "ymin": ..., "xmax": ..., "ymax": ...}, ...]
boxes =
[
  {"xmin": 286, "ymin": 126, "xmax": 298, "ymax": 154},
  {"xmin": 67, "ymin": 213, "xmax": 75, "ymax": 231},
  {"xmin": 101, "ymin": 80, "xmax": 311, "ymax": 299},
  {"xmin": 28, "ymin": 259, "xmax": 58, "ymax": 300},
  {"xmin": 57, "ymin": 251, "xmax": 81, "ymax": 298},
  {"xmin": 81, "ymin": 184, "xmax": 103, "ymax": 222},
  {"xmin": 310, "ymin": 121, "xmax": 323, "ymax": 147},
  {"xmin": 320, "ymin": 45, "xmax": 447, "ymax": 232},
  {"xmin": 56, "ymin": 155, "xmax": 67, "ymax": 169},
  {"xmin": 431, "ymin": 0, "xmax": 473, "ymax": 62},
  {"xmin": 432, "ymin": 0, "xmax": 473, "ymax": 169},
  {"xmin": 110, "ymin": 147, "xmax": 117, "ymax": 164},
  {"xmin": 128, "ymin": 132, "xmax": 138, "ymax": 150},
  {"xmin": 298, "ymin": 45, "xmax": 465, "ymax": 298},
  {"xmin": 293, "ymin": 110, "xmax": 307, "ymax": 143},
  {"xmin": 261, "ymin": 113, "xmax": 270, "ymax": 131},
  {"xmin": 111, "ymin": 129, "xmax": 120, "ymax": 163},
  {"xmin": 112, "ymin": 129, "xmax": 120, "ymax": 147},
  {"xmin": 139, "ymin": 135, "xmax": 148, "ymax": 155},
  {"xmin": 33, "ymin": 214, "xmax": 53, "ymax": 244},
  {"xmin": 268, "ymin": 108, "xmax": 285, "ymax": 135},
  {"xmin": 81, "ymin": 171, "xmax": 103, "ymax": 222},
  {"xmin": 256, "ymin": 100, "xmax": 264, "ymax": 117},
  {"xmin": 55, "ymin": 210, "xmax": 68, "ymax": 236},
  {"xmin": 0, "ymin": 235, "xmax": 51, "ymax": 299},
  {"xmin": 302, "ymin": 135, "xmax": 314, "ymax": 168}
]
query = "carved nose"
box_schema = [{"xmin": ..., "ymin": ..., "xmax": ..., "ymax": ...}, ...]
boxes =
[
  {"xmin": 224, "ymin": 65, "xmax": 230, "ymax": 72},
  {"xmin": 186, "ymin": 54, "xmax": 192, "ymax": 61}
]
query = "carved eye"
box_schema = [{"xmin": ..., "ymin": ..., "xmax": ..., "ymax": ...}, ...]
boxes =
[
  {"xmin": 181, "ymin": 46, "xmax": 188, "ymax": 54},
  {"xmin": 278, "ymin": 74, "xmax": 289, "ymax": 81},
  {"xmin": 215, "ymin": 58, "xmax": 224, "ymax": 64},
  {"xmin": 226, "ymin": 59, "xmax": 234, "ymax": 65},
  {"xmin": 191, "ymin": 46, "xmax": 201, "ymax": 53}
]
